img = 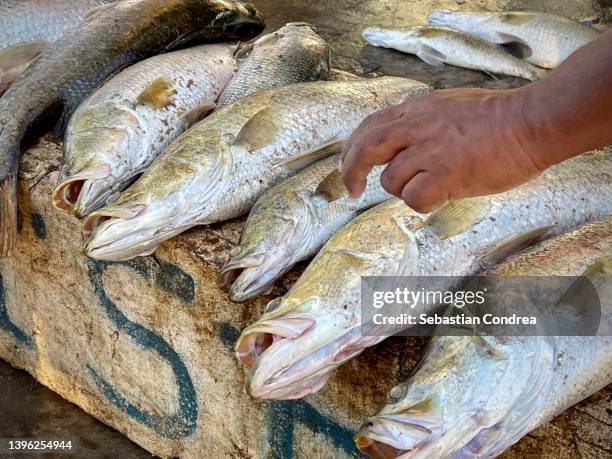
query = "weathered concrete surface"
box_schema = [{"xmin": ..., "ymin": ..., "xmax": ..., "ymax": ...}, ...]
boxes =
[{"xmin": 0, "ymin": 0, "xmax": 610, "ymax": 457}]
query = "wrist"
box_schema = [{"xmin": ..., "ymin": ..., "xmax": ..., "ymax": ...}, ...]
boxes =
[{"xmin": 511, "ymin": 83, "xmax": 579, "ymax": 169}]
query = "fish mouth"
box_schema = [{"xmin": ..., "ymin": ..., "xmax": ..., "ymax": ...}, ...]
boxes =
[
  {"xmin": 354, "ymin": 413, "xmax": 437, "ymax": 458},
  {"xmin": 82, "ymin": 203, "xmax": 186, "ymax": 261},
  {"xmin": 220, "ymin": 248, "xmax": 286, "ymax": 302},
  {"xmin": 236, "ymin": 310, "xmax": 380, "ymax": 399},
  {"xmin": 52, "ymin": 164, "xmax": 111, "ymax": 216}
]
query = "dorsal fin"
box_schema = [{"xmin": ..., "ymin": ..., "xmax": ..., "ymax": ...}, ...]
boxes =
[{"xmin": 277, "ymin": 139, "xmax": 344, "ymax": 170}]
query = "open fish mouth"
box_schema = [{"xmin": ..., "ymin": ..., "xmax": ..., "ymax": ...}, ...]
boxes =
[
  {"xmin": 220, "ymin": 248, "xmax": 284, "ymax": 301},
  {"xmin": 236, "ymin": 310, "xmax": 381, "ymax": 399},
  {"xmin": 52, "ymin": 164, "xmax": 111, "ymax": 216},
  {"xmin": 354, "ymin": 412, "xmax": 438, "ymax": 458}
]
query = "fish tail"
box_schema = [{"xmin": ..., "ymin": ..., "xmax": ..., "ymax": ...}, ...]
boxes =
[
  {"xmin": 0, "ymin": 170, "xmax": 18, "ymax": 256},
  {"xmin": 0, "ymin": 120, "xmax": 22, "ymax": 256}
]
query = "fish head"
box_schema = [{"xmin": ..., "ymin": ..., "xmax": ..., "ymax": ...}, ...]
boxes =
[
  {"xmin": 235, "ymin": 246, "xmax": 386, "ymax": 399},
  {"xmin": 210, "ymin": 1, "xmax": 265, "ymax": 41},
  {"xmin": 82, "ymin": 135, "xmax": 226, "ymax": 261},
  {"xmin": 221, "ymin": 190, "xmax": 315, "ymax": 302},
  {"xmin": 362, "ymin": 26, "xmax": 436, "ymax": 53},
  {"xmin": 354, "ymin": 336, "xmax": 530, "ymax": 458},
  {"xmin": 53, "ymin": 106, "xmax": 143, "ymax": 218}
]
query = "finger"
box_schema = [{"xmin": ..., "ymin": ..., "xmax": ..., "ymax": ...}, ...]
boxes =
[
  {"xmin": 341, "ymin": 119, "xmax": 413, "ymax": 197},
  {"xmin": 342, "ymin": 104, "xmax": 406, "ymax": 158},
  {"xmin": 400, "ymin": 170, "xmax": 450, "ymax": 214},
  {"xmin": 379, "ymin": 147, "xmax": 422, "ymax": 197}
]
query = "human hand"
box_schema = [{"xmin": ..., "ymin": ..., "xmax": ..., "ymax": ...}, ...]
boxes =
[{"xmin": 340, "ymin": 88, "xmax": 549, "ymax": 213}]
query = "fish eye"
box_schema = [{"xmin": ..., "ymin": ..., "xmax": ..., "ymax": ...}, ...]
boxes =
[
  {"xmin": 265, "ymin": 298, "xmax": 282, "ymax": 313},
  {"xmin": 387, "ymin": 384, "xmax": 406, "ymax": 402}
]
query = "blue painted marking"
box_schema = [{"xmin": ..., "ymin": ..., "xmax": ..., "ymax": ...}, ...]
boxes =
[
  {"xmin": 30, "ymin": 212, "xmax": 47, "ymax": 239},
  {"xmin": 0, "ymin": 272, "xmax": 33, "ymax": 347},
  {"xmin": 217, "ymin": 322, "xmax": 362, "ymax": 457},
  {"xmin": 87, "ymin": 260, "xmax": 198, "ymax": 438}
]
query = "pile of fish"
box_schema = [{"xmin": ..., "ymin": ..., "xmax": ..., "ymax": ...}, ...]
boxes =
[
  {"xmin": 0, "ymin": 1, "xmax": 610, "ymax": 457},
  {"xmin": 363, "ymin": 10, "xmax": 601, "ymax": 78}
]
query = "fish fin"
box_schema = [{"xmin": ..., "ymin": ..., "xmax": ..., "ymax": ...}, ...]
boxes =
[
  {"xmin": 314, "ymin": 169, "xmax": 348, "ymax": 202},
  {"xmin": 496, "ymin": 33, "xmax": 533, "ymax": 59},
  {"xmin": 233, "ymin": 107, "xmax": 281, "ymax": 152},
  {"xmin": 564, "ymin": 257, "xmax": 612, "ymax": 297},
  {"xmin": 84, "ymin": 3, "xmax": 114, "ymax": 19},
  {"xmin": 0, "ymin": 41, "xmax": 50, "ymax": 92},
  {"xmin": 234, "ymin": 42, "xmax": 254, "ymax": 61},
  {"xmin": 278, "ymin": 140, "xmax": 344, "ymax": 170},
  {"xmin": 417, "ymin": 45, "xmax": 446, "ymax": 67},
  {"xmin": 482, "ymin": 226, "xmax": 554, "ymax": 266},
  {"xmin": 0, "ymin": 173, "xmax": 18, "ymax": 257},
  {"xmin": 423, "ymin": 198, "xmax": 491, "ymax": 239},
  {"xmin": 136, "ymin": 76, "xmax": 175, "ymax": 109},
  {"xmin": 182, "ymin": 102, "xmax": 216, "ymax": 124}
]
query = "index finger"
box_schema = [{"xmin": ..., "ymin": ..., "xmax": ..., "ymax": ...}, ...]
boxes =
[{"xmin": 340, "ymin": 118, "xmax": 413, "ymax": 197}]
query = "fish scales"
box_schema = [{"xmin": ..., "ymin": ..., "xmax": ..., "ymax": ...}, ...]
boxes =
[
  {"xmin": 53, "ymin": 43, "xmax": 237, "ymax": 217},
  {"xmin": 235, "ymin": 150, "xmax": 612, "ymax": 400},
  {"xmin": 82, "ymin": 77, "xmax": 429, "ymax": 261},
  {"xmin": 223, "ymin": 156, "xmax": 392, "ymax": 302},
  {"xmin": 428, "ymin": 10, "xmax": 601, "ymax": 68},
  {"xmin": 217, "ymin": 22, "xmax": 330, "ymax": 107},
  {"xmin": 0, "ymin": 0, "xmax": 264, "ymax": 255},
  {"xmin": 356, "ymin": 217, "xmax": 612, "ymax": 458}
]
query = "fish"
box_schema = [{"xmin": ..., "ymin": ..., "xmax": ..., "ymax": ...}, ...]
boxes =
[
  {"xmin": 0, "ymin": 0, "xmax": 114, "ymax": 95},
  {"xmin": 354, "ymin": 216, "xmax": 612, "ymax": 458},
  {"xmin": 52, "ymin": 43, "xmax": 239, "ymax": 218},
  {"xmin": 221, "ymin": 156, "xmax": 393, "ymax": 302},
  {"xmin": 0, "ymin": 0, "xmax": 265, "ymax": 256},
  {"xmin": 362, "ymin": 26, "xmax": 548, "ymax": 80},
  {"xmin": 234, "ymin": 150, "xmax": 612, "ymax": 400},
  {"xmin": 217, "ymin": 22, "xmax": 330, "ymax": 107},
  {"xmin": 82, "ymin": 77, "xmax": 430, "ymax": 262},
  {"xmin": 428, "ymin": 10, "xmax": 601, "ymax": 68}
]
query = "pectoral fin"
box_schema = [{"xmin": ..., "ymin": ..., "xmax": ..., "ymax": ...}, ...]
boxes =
[
  {"xmin": 424, "ymin": 198, "xmax": 491, "ymax": 239},
  {"xmin": 277, "ymin": 139, "xmax": 344, "ymax": 170},
  {"xmin": 417, "ymin": 45, "xmax": 446, "ymax": 67},
  {"xmin": 314, "ymin": 168, "xmax": 348, "ymax": 202},
  {"xmin": 234, "ymin": 106, "xmax": 281, "ymax": 152},
  {"xmin": 497, "ymin": 33, "xmax": 533, "ymax": 59}
]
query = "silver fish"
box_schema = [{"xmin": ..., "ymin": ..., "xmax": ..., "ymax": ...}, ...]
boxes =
[
  {"xmin": 82, "ymin": 77, "xmax": 430, "ymax": 261},
  {"xmin": 217, "ymin": 22, "xmax": 330, "ymax": 107},
  {"xmin": 235, "ymin": 150, "xmax": 612, "ymax": 400},
  {"xmin": 53, "ymin": 43, "xmax": 238, "ymax": 218},
  {"xmin": 355, "ymin": 217, "xmax": 612, "ymax": 458},
  {"xmin": 363, "ymin": 26, "xmax": 547, "ymax": 80},
  {"xmin": 0, "ymin": 0, "xmax": 113, "ymax": 94},
  {"xmin": 428, "ymin": 10, "xmax": 601, "ymax": 68},
  {"xmin": 221, "ymin": 156, "xmax": 392, "ymax": 302}
]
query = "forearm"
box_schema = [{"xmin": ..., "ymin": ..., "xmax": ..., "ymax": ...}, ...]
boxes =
[{"xmin": 516, "ymin": 28, "xmax": 612, "ymax": 167}]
